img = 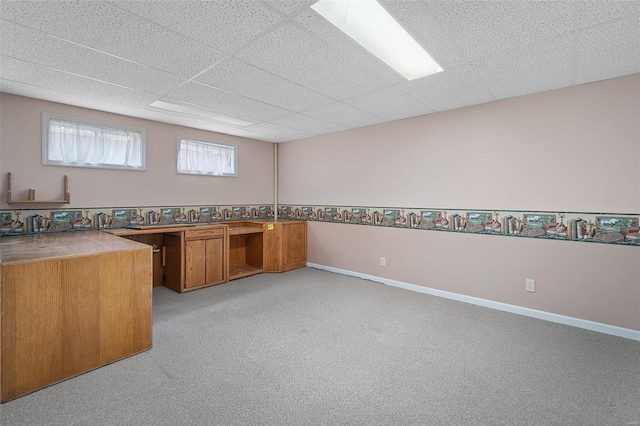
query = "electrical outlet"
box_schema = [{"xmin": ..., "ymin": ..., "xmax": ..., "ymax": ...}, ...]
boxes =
[
  {"xmin": 380, "ymin": 257, "xmax": 386, "ymax": 267},
  {"xmin": 526, "ymin": 279, "xmax": 535, "ymax": 292}
]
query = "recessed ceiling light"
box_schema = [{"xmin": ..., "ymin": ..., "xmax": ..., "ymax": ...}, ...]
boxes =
[
  {"xmin": 148, "ymin": 100, "xmax": 254, "ymax": 127},
  {"xmin": 311, "ymin": 0, "xmax": 443, "ymax": 80}
]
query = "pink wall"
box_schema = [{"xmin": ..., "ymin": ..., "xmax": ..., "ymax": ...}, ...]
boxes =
[
  {"xmin": 279, "ymin": 74, "xmax": 640, "ymax": 331},
  {"xmin": 0, "ymin": 94, "xmax": 274, "ymax": 209}
]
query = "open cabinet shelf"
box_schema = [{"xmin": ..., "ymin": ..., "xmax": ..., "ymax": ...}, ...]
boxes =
[{"xmin": 6, "ymin": 172, "xmax": 70, "ymax": 204}]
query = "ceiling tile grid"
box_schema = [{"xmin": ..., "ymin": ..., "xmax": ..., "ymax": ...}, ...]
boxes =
[
  {"xmin": 0, "ymin": 21, "xmax": 187, "ymax": 97},
  {"xmin": 1, "ymin": 0, "xmax": 225, "ymax": 78},
  {"xmin": 1, "ymin": 0, "xmax": 639, "ymax": 142},
  {"xmin": 575, "ymin": 14, "xmax": 640, "ymax": 84},
  {"xmin": 301, "ymin": 103, "xmax": 386, "ymax": 129},
  {"xmin": 381, "ymin": 0, "xmax": 470, "ymax": 69},
  {"xmin": 245, "ymin": 122, "xmax": 317, "ymax": 140},
  {"xmin": 270, "ymin": 113, "xmax": 348, "ymax": 134},
  {"xmin": 1, "ymin": 56, "xmax": 158, "ymax": 107},
  {"xmin": 293, "ymin": 10, "xmax": 406, "ymax": 85},
  {"xmin": 195, "ymin": 57, "xmax": 335, "ymax": 112},
  {"xmin": 105, "ymin": 0, "xmax": 283, "ymax": 54},
  {"xmin": 342, "ymin": 87, "xmax": 435, "ymax": 122},
  {"xmin": 471, "ymin": 35, "xmax": 575, "ymax": 100},
  {"xmin": 235, "ymin": 22, "xmax": 392, "ymax": 100},
  {"xmin": 163, "ymin": 81, "xmax": 293, "ymax": 123},
  {"xmin": 426, "ymin": 0, "xmax": 575, "ymax": 61},
  {"xmin": 396, "ymin": 65, "xmax": 496, "ymax": 113}
]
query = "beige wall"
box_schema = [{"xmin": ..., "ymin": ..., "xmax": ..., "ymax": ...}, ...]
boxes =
[
  {"xmin": 0, "ymin": 93, "xmax": 274, "ymax": 209},
  {"xmin": 279, "ymin": 74, "xmax": 640, "ymax": 331}
]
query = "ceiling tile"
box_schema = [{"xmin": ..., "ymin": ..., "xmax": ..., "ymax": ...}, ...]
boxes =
[
  {"xmin": 293, "ymin": 10, "xmax": 405, "ymax": 84},
  {"xmin": 1, "ymin": 21, "xmax": 186, "ymax": 97},
  {"xmin": 576, "ymin": 14, "xmax": 640, "ymax": 84},
  {"xmin": 1, "ymin": 56, "xmax": 159, "ymax": 106},
  {"xmin": 302, "ymin": 103, "xmax": 385, "ymax": 128},
  {"xmin": 106, "ymin": 0, "xmax": 282, "ymax": 54},
  {"xmin": 245, "ymin": 122, "xmax": 316, "ymax": 140},
  {"xmin": 262, "ymin": 0, "xmax": 315, "ymax": 16},
  {"xmin": 196, "ymin": 58, "xmax": 334, "ymax": 112},
  {"xmin": 270, "ymin": 114, "xmax": 348, "ymax": 134},
  {"xmin": 426, "ymin": 0, "xmax": 575, "ymax": 61},
  {"xmin": 396, "ymin": 65, "xmax": 495, "ymax": 112},
  {"xmin": 471, "ymin": 35, "xmax": 574, "ymax": 100},
  {"xmin": 235, "ymin": 22, "xmax": 392, "ymax": 100},
  {"xmin": 579, "ymin": 0, "xmax": 640, "ymax": 28},
  {"xmin": 343, "ymin": 87, "xmax": 433, "ymax": 122},
  {"xmin": 1, "ymin": 0, "xmax": 224, "ymax": 77},
  {"xmin": 380, "ymin": 0, "xmax": 469, "ymax": 69},
  {"xmin": 164, "ymin": 82, "xmax": 293, "ymax": 122}
]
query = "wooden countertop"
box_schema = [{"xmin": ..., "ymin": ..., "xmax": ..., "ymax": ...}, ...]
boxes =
[{"xmin": 0, "ymin": 231, "xmax": 150, "ymax": 265}]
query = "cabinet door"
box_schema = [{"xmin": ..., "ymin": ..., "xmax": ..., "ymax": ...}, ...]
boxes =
[
  {"xmin": 205, "ymin": 237, "xmax": 225, "ymax": 284},
  {"xmin": 185, "ymin": 239, "xmax": 206, "ymax": 289},
  {"xmin": 283, "ymin": 222, "xmax": 306, "ymax": 269}
]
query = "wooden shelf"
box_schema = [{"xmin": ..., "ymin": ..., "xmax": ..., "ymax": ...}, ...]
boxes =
[
  {"xmin": 6, "ymin": 172, "xmax": 70, "ymax": 204},
  {"xmin": 228, "ymin": 226, "xmax": 264, "ymax": 235},
  {"xmin": 229, "ymin": 264, "xmax": 263, "ymax": 280}
]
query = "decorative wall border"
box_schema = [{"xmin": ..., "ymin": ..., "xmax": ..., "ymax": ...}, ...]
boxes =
[
  {"xmin": 1, "ymin": 204, "xmax": 638, "ymax": 247},
  {"xmin": 278, "ymin": 205, "xmax": 640, "ymax": 247}
]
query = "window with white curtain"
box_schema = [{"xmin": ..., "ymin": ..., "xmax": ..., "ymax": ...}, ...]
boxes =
[
  {"xmin": 177, "ymin": 137, "xmax": 237, "ymax": 177},
  {"xmin": 42, "ymin": 113, "xmax": 146, "ymax": 170}
]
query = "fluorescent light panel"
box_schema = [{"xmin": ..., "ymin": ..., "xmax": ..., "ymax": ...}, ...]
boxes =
[
  {"xmin": 148, "ymin": 100, "xmax": 254, "ymax": 127},
  {"xmin": 311, "ymin": 0, "xmax": 443, "ymax": 80}
]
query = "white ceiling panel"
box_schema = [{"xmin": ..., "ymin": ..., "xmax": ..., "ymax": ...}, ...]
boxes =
[
  {"xmin": 576, "ymin": 14, "xmax": 640, "ymax": 84},
  {"xmin": 396, "ymin": 65, "xmax": 495, "ymax": 113},
  {"xmin": 262, "ymin": 0, "xmax": 315, "ymax": 16},
  {"xmin": 427, "ymin": 0, "xmax": 575, "ymax": 61},
  {"xmin": 1, "ymin": 0, "xmax": 224, "ymax": 77},
  {"xmin": 245, "ymin": 122, "xmax": 317, "ymax": 140},
  {"xmin": 106, "ymin": 0, "xmax": 282, "ymax": 54},
  {"xmin": 235, "ymin": 22, "xmax": 391, "ymax": 100},
  {"xmin": 0, "ymin": 79, "xmax": 147, "ymax": 118},
  {"xmin": 164, "ymin": 82, "xmax": 292, "ymax": 122},
  {"xmin": 196, "ymin": 57, "xmax": 334, "ymax": 112},
  {"xmin": 1, "ymin": 56, "xmax": 158, "ymax": 106},
  {"xmin": 270, "ymin": 114, "xmax": 348, "ymax": 134},
  {"xmin": 302, "ymin": 103, "xmax": 385, "ymax": 129},
  {"xmin": 1, "ymin": 1, "xmax": 639, "ymax": 142},
  {"xmin": 579, "ymin": 0, "xmax": 640, "ymax": 28},
  {"xmin": 471, "ymin": 35, "xmax": 574, "ymax": 100},
  {"xmin": 343, "ymin": 87, "xmax": 434, "ymax": 122},
  {"xmin": 1, "ymin": 21, "xmax": 187, "ymax": 96},
  {"xmin": 380, "ymin": 0, "xmax": 469, "ymax": 69},
  {"xmin": 293, "ymin": 10, "xmax": 405, "ymax": 84}
]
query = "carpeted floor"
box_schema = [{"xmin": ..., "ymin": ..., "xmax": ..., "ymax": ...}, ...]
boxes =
[{"xmin": 1, "ymin": 267, "xmax": 639, "ymax": 425}]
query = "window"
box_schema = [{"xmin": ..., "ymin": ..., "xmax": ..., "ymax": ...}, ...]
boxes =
[
  {"xmin": 42, "ymin": 113, "xmax": 146, "ymax": 170},
  {"xmin": 177, "ymin": 136, "xmax": 237, "ymax": 177}
]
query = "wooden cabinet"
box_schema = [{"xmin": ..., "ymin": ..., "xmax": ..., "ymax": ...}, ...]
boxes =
[
  {"xmin": 227, "ymin": 222, "xmax": 264, "ymax": 280},
  {"xmin": 184, "ymin": 227, "xmax": 226, "ymax": 289},
  {"xmin": 263, "ymin": 221, "xmax": 307, "ymax": 273},
  {"xmin": 0, "ymin": 232, "xmax": 152, "ymax": 402}
]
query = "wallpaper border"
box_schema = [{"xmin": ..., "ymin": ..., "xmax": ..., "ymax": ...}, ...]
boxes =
[{"xmin": 1, "ymin": 204, "xmax": 639, "ymax": 247}]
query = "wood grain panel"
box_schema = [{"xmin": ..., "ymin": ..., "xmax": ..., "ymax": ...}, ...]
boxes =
[
  {"xmin": 263, "ymin": 224, "xmax": 282, "ymax": 272},
  {"xmin": 205, "ymin": 238, "xmax": 225, "ymax": 284},
  {"xmin": 245, "ymin": 233, "xmax": 264, "ymax": 269},
  {"xmin": 1, "ymin": 246, "xmax": 151, "ymax": 401},
  {"xmin": 185, "ymin": 239, "xmax": 206, "ymax": 289},
  {"xmin": 283, "ymin": 222, "xmax": 307, "ymax": 267},
  {"xmin": 229, "ymin": 235, "xmax": 247, "ymax": 269},
  {"xmin": 162, "ymin": 234, "xmax": 183, "ymax": 292}
]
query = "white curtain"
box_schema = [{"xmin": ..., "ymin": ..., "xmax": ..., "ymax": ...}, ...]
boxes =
[
  {"xmin": 178, "ymin": 139, "xmax": 235, "ymax": 175},
  {"xmin": 48, "ymin": 119, "xmax": 142, "ymax": 168}
]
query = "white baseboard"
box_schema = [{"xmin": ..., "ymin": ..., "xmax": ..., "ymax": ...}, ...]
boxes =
[{"xmin": 306, "ymin": 262, "xmax": 640, "ymax": 342}]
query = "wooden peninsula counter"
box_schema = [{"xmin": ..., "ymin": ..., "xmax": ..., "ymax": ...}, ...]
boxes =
[{"xmin": 0, "ymin": 231, "xmax": 152, "ymax": 402}]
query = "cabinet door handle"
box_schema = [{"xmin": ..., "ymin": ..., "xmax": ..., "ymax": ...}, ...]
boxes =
[{"xmin": 162, "ymin": 246, "xmax": 166, "ymax": 267}]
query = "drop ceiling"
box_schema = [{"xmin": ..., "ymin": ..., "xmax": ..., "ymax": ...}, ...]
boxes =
[{"xmin": 1, "ymin": 0, "xmax": 639, "ymax": 143}]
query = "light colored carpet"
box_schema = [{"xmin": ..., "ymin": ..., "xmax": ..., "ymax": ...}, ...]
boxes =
[{"xmin": 1, "ymin": 267, "xmax": 639, "ymax": 425}]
